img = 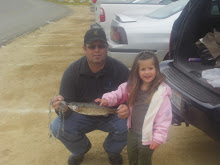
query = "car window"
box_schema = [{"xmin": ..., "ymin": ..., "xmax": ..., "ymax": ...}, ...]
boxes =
[
  {"xmin": 146, "ymin": 0, "xmax": 189, "ymax": 19},
  {"xmin": 96, "ymin": 0, "xmax": 135, "ymax": 3},
  {"xmin": 211, "ymin": 0, "xmax": 220, "ymax": 16},
  {"xmin": 133, "ymin": 0, "xmax": 172, "ymax": 4}
]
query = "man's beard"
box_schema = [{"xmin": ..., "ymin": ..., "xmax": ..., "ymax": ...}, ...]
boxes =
[{"xmin": 90, "ymin": 58, "xmax": 105, "ymax": 67}]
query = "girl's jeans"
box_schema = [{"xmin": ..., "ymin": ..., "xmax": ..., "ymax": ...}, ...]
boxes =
[
  {"xmin": 127, "ymin": 130, "xmax": 154, "ymax": 165},
  {"xmin": 50, "ymin": 111, "xmax": 127, "ymax": 156}
]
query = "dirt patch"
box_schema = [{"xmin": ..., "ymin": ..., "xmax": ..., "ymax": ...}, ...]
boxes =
[{"xmin": 0, "ymin": 5, "xmax": 220, "ymax": 165}]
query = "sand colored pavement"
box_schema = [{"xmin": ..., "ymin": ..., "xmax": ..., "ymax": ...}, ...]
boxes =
[{"xmin": 0, "ymin": 5, "xmax": 220, "ymax": 165}]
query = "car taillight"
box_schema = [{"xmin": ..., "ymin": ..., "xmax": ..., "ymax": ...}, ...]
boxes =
[
  {"xmin": 100, "ymin": 8, "xmax": 105, "ymax": 22},
  {"xmin": 93, "ymin": 0, "xmax": 97, "ymax": 3},
  {"xmin": 110, "ymin": 26, "xmax": 128, "ymax": 44}
]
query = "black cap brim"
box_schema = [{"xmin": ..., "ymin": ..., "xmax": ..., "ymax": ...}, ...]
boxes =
[{"xmin": 85, "ymin": 37, "xmax": 108, "ymax": 44}]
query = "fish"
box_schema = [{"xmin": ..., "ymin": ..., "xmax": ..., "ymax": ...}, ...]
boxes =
[{"xmin": 60, "ymin": 101, "xmax": 118, "ymax": 116}]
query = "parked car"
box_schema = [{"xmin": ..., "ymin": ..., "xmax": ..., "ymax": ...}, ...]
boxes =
[
  {"xmin": 108, "ymin": 0, "xmax": 188, "ymax": 68},
  {"xmin": 90, "ymin": 0, "xmax": 138, "ymax": 12},
  {"xmin": 91, "ymin": 0, "xmax": 173, "ymax": 39},
  {"xmin": 160, "ymin": 0, "xmax": 220, "ymax": 141},
  {"xmin": 89, "ymin": 0, "xmax": 96, "ymax": 12}
]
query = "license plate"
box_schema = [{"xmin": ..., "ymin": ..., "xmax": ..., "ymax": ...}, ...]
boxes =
[{"xmin": 171, "ymin": 90, "xmax": 182, "ymax": 110}]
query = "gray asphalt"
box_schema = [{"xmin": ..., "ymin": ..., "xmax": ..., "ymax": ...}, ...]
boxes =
[{"xmin": 0, "ymin": 0, "xmax": 72, "ymax": 47}]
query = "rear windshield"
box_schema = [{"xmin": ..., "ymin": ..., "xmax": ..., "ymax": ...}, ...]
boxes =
[
  {"xmin": 147, "ymin": 0, "xmax": 189, "ymax": 19},
  {"xmin": 133, "ymin": 0, "xmax": 173, "ymax": 5},
  {"xmin": 97, "ymin": 0, "xmax": 172, "ymax": 4}
]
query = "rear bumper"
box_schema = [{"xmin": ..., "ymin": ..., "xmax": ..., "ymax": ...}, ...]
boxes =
[
  {"xmin": 107, "ymin": 50, "xmax": 139, "ymax": 68},
  {"xmin": 160, "ymin": 60, "xmax": 220, "ymax": 141},
  {"xmin": 108, "ymin": 47, "xmax": 167, "ymax": 68},
  {"xmin": 90, "ymin": 23, "xmax": 102, "ymax": 29}
]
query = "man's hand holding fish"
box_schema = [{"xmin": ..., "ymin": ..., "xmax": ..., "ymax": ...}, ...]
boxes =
[{"xmin": 51, "ymin": 95, "xmax": 68, "ymax": 112}]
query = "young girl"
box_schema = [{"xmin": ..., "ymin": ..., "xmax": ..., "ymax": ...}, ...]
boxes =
[{"xmin": 95, "ymin": 51, "xmax": 172, "ymax": 165}]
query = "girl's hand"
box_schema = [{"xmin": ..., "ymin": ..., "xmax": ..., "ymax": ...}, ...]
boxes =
[
  {"xmin": 150, "ymin": 141, "xmax": 160, "ymax": 150},
  {"xmin": 94, "ymin": 98, "xmax": 108, "ymax": 107},
  {"xmin": 117, "ymin": 104, "xmax": 129, "ymax": 119}
]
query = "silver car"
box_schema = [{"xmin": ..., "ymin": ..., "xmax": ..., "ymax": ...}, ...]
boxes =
[
  {"xmin": 108, "ymin": 0, "xmax": 189, "ymax": 68},
  {"xmin": 90, "ymin": 0, "xmax": 139, "ymax": 12},
  {"xmin": 92, "ymin": 0, "xmax": 173, "ymax": 40}
]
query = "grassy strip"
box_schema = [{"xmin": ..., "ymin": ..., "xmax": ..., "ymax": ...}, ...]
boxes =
[{"xmin": 46, "ymin": 0, "xmax": 91, "ymax": 5}]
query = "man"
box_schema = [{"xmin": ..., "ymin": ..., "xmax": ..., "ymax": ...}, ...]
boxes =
[{"xmin": 50, "ymin": 28, "xmax": 130, "ymax": 165}]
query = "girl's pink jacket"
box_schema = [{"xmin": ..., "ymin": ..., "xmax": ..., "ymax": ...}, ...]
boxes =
[{"xmin": 102, "ymin": 82, "xmax": 172, "ymax": 145}]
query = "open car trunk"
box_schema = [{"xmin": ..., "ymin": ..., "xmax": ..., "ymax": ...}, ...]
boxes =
[
  {"xmin": 160, "ymin": 0, "xmax": 220, "ymax": 141},
  {"xmin": 169, "ymin": 0, "xmax": 220, "ymax": 104}
]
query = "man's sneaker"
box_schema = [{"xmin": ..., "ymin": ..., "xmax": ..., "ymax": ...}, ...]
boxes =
[
  {"xmin": 68, "ymin": 142, "xmax": 91, "ymax": 165},
  {"xmin": 68, "ymin": 155, "xmax": 84, "ymax": 165},
  {"xmin": 108, "ymin": 154, "xmax": 123, "ymax": 165}
]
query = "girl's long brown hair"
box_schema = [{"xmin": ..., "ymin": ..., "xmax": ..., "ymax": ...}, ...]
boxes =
[{"xmin": 126, "ymin": 51, "xmax": 165, "ymax": 107}]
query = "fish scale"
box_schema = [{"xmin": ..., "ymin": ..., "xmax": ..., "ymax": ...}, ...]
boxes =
[{"xmin": 61, "ymin": 101, "xmax": 117, "ymax": 116}]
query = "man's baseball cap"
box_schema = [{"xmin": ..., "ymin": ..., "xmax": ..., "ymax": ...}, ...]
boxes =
[{"xmin": 84, "ymin": 28, "xmax": 107, "ymax": 44}]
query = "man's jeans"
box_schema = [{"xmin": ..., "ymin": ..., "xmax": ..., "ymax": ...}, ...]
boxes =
[{"xmin": 50, "ymin": 111, "xmax": 127, "ymax": 156}]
